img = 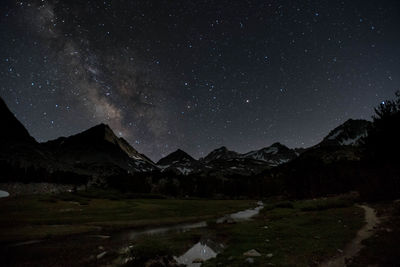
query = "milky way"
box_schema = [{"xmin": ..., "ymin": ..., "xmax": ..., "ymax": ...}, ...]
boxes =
[{"xmin": 1, "ymin": 0, "xmax": 399, "ymax": 160}]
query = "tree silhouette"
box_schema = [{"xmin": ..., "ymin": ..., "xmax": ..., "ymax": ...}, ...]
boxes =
[
  {"xmin": 365, "ymin": 90, "xmax": 400, "ymax": 163},
  {"xmin": 373, "ymin": 91, "xmax": 400, "ymax": 121},
  {"xmin": 360, "ymin": 90, "xmax": 400, "ymax": 200}
]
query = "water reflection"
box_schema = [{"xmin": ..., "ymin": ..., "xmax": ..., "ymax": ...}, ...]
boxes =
[
  {"xmin": 217, "ymin": 201, "xmax": 264, "ymax": 223},
  {"xmin": 119, "ymin": 201, "xmax": 263, "ymax": 241},
  {"xmin": 0, "ymin": 190, "xmax": 9, "ymax": 198},
  {"xmin": 117, "ymin": 221, "xmax": 208, "ymax": 241},
  {"xmin": 173, "ymin": 202, "xmax": 264, "ymax": 266},
  {"xmin": 174, "ymin": 241, "xmax": 220, "ymax": 267},
  {"xmin": 118, "ymin": 201, "xmax": 264, "ymax": 266}
]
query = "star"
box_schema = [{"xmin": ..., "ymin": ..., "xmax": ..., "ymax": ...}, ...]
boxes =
[{"xmin": 0, "ymin": 0, "xmax": 398, "ymax": 160}]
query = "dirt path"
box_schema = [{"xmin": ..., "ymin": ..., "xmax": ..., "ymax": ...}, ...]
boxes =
[{"xmin": 320, "ymin": 205, "xmax": 380, "ymax": 267}]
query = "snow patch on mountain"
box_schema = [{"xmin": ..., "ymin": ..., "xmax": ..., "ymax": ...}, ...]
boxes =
[
  {"xmin": 327, "ymin": 129, "xmax": 344, "ymax": 140},
  {"xmin": 176, "ymin": 167, "xmax": 193, "ymax": 175},
  {"xmin": 319, "ymin": 119, "xmax": 371, "ymax": 147},
  {"xmin": 339, "ymin": 133, "xmax": 367, "ymax": 146}
]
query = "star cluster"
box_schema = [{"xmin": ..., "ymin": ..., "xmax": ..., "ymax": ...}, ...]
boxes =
[{"xmin": 1, "ymin": 0, "xmax": 399, "ymax": 160}]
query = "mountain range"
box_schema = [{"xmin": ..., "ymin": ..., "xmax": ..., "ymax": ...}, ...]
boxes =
[{"xmin": 0, "ymin": 96, "xmax": 372, "ymax": 183}]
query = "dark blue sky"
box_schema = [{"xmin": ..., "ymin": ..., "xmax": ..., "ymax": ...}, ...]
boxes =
[{"xmin": 1, "ymin": 0, "xmax": 399, "ymax": 160}]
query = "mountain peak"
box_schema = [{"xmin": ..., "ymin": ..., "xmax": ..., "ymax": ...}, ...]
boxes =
[
  {"xmin": 243, "ymin": 142, "xmax": 297, "ymax": 166},
  {"xmin": 45, "ymin": 122, "xmax": 155, "ymax": 166},
  {"xmin": 319, "ymin": 119, "xmax": 372, "ymax": 146},
  {"xmin": 169, "ymin": 149, "xmax": 193, "ymax": 159},
  {"xmin": 270, "ymin": 142, "xmax": 286, "ymax": 148},
  {"xmin": 87, "ymin": 123, "xmax": 114, "ymax": 137},
  {"xmin": 203, "ymin": 146, "xmax": 239, "ymax": 162},
  {"xmin": 157, "ymin": 149, "xmax": 195, "ymax": 166},
  {"xmin": 0, "ymin": 97, "xmax": 36, "ymax": 145},
  {"xmin": 91, "ymin": 123, "xmax": 111, "ymax": 130},
  {"xmin": 79, "ymin": 123, "xmax": 133, "ymax": 149}
]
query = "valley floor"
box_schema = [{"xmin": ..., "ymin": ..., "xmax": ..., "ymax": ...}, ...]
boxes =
[{"xmin": 0, "ymin": 190, "xmax": 397, "ymax": 266}]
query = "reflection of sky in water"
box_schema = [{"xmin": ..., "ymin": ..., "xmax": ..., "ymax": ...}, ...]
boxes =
[
  {"xmin": 174, "ymin": 242, "xmax": 217, "ymax": 267},
  {"xmin": 174, "ymin": 202, "xmax": 264, "ymax": 266},
  {"xmin": 121, "ymin": 202, "xmax": 263, "ymax": 242},
  {"xmin": 230, "ymin": 205, "xmax": 264, "ymax": 220},
  {"xmin": 120, "ymin": 202, "xmax": 264, "ymax": 266},
  {"xmin": 0, "ymin": 190, "xmax": 9, "ymax": 198},
  {"xmin": 122, "ymin": 221, "xmax": 207, "ymax": 241},
  {"xmin": 217, "ymin": 202, "xmax": 264, "ymax": 223}
]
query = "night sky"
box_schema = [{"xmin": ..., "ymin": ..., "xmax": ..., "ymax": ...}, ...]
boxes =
[{"xmin": 1, "ymin": 0, "xmax": 399, "ymax": 161}]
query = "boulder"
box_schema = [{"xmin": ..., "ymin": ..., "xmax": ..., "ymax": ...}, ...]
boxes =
[{"xmin": 243, "ymin": 249, "xmax": 261, "ymax": 257}]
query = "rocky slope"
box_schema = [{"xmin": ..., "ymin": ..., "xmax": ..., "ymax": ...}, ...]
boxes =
[
  {"xmin": 157, "ymin": 149, "xmax": 198, "ymax": 175},
  {"xmin": 202, "ymin": 146, "xmax": 240, "ymax": 163},
  {"xmin": 0, "ymin": 97, "xmax": 157, "ymax": 183},
  {"xmin": 157, "ymin": 143, "xmax": 299, "ymax": 176},
  {"xmin": 44, "ymin": 123, "xmax": 157, "ymax": 175},
  {"xmin": 242, "ymin": 142, "xmax": 298, "ymax": 166},
  {"xmin": 0, "ymin": 97, "xmax": 36, "ymax": 146},
  {"xmin": 0, "ymin": 96, "xmax": 374, "ymax": 183},
  {"xmin": 318, "ymin": 119, "xmax": 371, "ymax": 147},
  {"xmin": 0, "ymin": 98, "xmax": 50, "ymax": 172}
]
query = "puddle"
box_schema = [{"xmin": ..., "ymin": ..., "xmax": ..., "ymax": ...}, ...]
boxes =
[{"xmin": 0, "ymin": 190, "xmax": 9, "ymax": 198}]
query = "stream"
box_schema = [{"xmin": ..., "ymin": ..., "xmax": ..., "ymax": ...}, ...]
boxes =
[
  {"xmin": 5, "ymin": 200, "xmax": 263, "ymax": 266},
  {"xmin": 117, "ymin": 201, "xmax": 264, "ymax": 266}
]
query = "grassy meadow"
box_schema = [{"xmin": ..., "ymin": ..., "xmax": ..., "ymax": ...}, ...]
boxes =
[
  {"xmin": 0, "ymin": 190, "xmax": 367, "ymax": 266},
  {"xmin": 0, "ymin": 190, "xmax": 254, "ymax": 243}
]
